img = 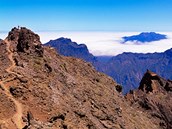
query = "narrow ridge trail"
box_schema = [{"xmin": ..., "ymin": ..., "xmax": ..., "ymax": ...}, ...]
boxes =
[{"xmin": 0, "ymin": 39, "xmax": 24, "ymax": 129}]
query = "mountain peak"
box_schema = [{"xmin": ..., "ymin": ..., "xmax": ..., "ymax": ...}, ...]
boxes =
[
  {"xmin": 44, "ymin": 37, "xmax": 97, "ymax": 63},
  {"xmin": 164, "ymin": 48, "xmax": 172, "ymax": 57},
  {"xmin": 140, "ymin": 32, "xmax": 156, "ymax": 35},
  {"xmin": 54, "ymin": 37, "xmax": 72, "ymax": 43},
  {"xmin": 7, "ymin": 27, "xmax": 43, "ymax": 57},
  {"xmin": 122, "ymin": 32, "xmax": 167, "ymax": 43}
]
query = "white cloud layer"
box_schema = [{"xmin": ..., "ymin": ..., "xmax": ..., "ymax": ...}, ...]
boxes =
[{"xmin": 1, "ymin": 31, "xmax": 172, "ymax": 56}]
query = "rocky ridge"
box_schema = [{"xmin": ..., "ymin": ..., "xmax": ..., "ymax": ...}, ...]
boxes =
[
  {"xmin": 0, "ymin": 27, "xmax": 170, "ymax": 129},
  {"xmin": 44, "ymin": 38, "xmax": 97, "ymax": 63}
]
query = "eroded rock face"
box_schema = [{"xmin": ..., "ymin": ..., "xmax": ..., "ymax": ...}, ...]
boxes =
[
  {"xmin": 7, "ymin": 27, "xmax": 43, "ymax": 57},
  {"xmin": 126, "ymin": 70, "xmax": 172, "ymax": 129},
  {"xmin": 139, "ymin": 70, "xmax": 172, "ymax": 93}
]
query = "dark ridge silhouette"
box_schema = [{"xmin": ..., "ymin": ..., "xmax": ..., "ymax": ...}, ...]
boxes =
[
  {"xmin": 122, "ymin": 32, "xmax": 167, "ymax": 43},
  {"xmin": 44, "ymin": 37, "xmax": 97, "ymax": 63}
]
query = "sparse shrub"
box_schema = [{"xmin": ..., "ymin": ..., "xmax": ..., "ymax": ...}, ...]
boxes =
[{"xmin": 116, "ymin": 84, "xmax": 122, "ymax": 93}]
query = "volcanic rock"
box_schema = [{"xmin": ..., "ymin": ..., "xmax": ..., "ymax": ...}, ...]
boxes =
[
  {"xmin": 7, "ymin": 27, "xmax": 43, "ymax": 57},
  {"xmin": 0, "ymin": 27, "xmax": 166, "ymax": 129}
]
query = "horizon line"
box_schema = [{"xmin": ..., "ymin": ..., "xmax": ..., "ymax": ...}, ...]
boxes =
[{"xmin": 1, "ymin": 29, "xmax": 172, "ymax": 33}]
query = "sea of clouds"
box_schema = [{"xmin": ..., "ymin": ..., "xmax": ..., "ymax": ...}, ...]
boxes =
[{"xmin": 1, "ymin": 31, "xmax": 172, "ymax": 56}]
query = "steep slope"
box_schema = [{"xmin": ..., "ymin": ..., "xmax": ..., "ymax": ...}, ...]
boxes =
[
  {"xmin": 0, "ymin": 27, "xmax": 162, "ymax": 129},
  {"xmin": 44, "ymin": 38, "xmax": 97, "ymax": 63},
  {"xmin": 122, "ymin": 32, "xmax": 167, "ymax": 43},
  {"xmin": 126, "ymin": 70, "xmax": 172, "ymax": 129}
]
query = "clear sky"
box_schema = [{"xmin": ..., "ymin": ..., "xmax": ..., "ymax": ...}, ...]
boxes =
[{"xmin": 1, "ymin": 0, "xmax": 172, "ymax": 31}]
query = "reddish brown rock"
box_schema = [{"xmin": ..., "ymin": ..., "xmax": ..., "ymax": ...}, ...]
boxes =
[
  {"xmin": 126, "ymin": 70, "xmax": 172, "ymax": 129},
  {"xmin": 7, "ymin": 27, "xmax": 43, "ymax": 57}
]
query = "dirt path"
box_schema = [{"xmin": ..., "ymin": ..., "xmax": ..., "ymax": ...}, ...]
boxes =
[
  {"xmin": 0, "ymin": 39, "xmax": 24, "ymax": 129},
  {"xmin": 5, "ymin": 39, "xmax": 22, "ymax": 77}
]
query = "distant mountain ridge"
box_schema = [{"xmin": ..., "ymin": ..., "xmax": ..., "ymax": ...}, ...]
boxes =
[
  {"xmin": 98, "ymin": 48, "xmax": 172, "ymax": 93},
  {"xmin": 45, "ymin": 36, "xmax": 172, "ymax": 94},
  {"xmin": 122, "ymin": 32, "xmax": 167, "ymax": 43},
  {"xmin": 44, "ymin": 37, "xmax": 97, "ymax": 63}
]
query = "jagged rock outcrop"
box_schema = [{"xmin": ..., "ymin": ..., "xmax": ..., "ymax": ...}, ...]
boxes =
[
  {"xmin": 7, "ymin": 27, "xmax": 43, "ymax": 57},
  {"xmin": 126, "ymin": 70, "xmax": 172, "ymax": 129},
  {"xmin": 0, "ymin": 27, "xmax": 167, "ymax": 129},
  {"xmin": 139, "ymin": 70, "xmax": 172, "ymax": 93}
]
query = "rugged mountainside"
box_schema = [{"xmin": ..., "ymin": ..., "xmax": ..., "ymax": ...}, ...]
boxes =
[
  {"xmin": 126, "ymin": 70, "xmax": 172, "ymax": 129},
  {"xmin": 122, "ymin": 32, "xmax": 167, "ymax": 43},
  {"xmin": 45, "ymin": 37, "xmax": 172, "ymax": 94},
  {"xmin": 44, "ymin": 38, "xmax": 97, "ymax": 63},
  {"xmin": 0, "ymin": 27, "xmax": 165, "ymax": 129}
]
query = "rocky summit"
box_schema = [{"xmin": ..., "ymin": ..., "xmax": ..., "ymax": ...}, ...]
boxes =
[{"xmin": 0, "ymin": 27, "xmax": 171, "ymax": 129}]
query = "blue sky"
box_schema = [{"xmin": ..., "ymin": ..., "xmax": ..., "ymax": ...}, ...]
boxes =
[{"xmin": 1, "ymin": 0, "xmax": 172, "ymax": 31}]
